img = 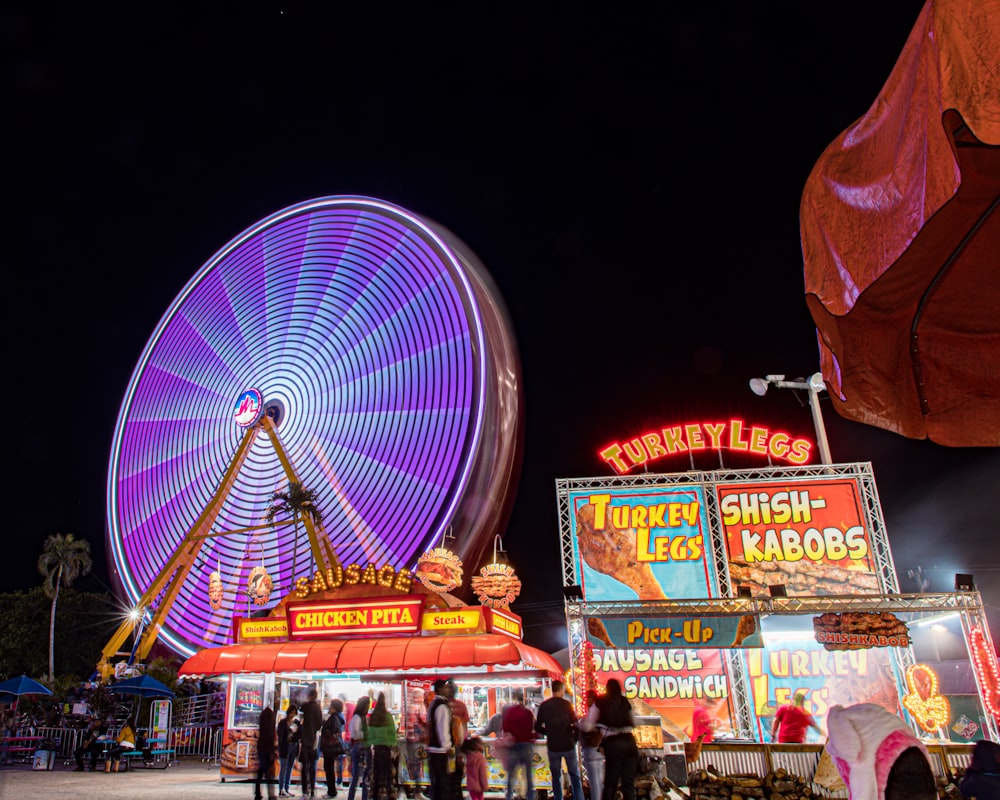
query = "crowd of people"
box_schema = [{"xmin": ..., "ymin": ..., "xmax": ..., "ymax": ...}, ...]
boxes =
[
  {"xmin": 251, "ymin": 677, "xmax": 638, "ymax": 800},
  {"xmin": 249, "ymin": 678, "xmax": 1000, "ymax": 800}
]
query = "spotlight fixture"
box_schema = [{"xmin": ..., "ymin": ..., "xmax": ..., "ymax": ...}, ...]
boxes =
[
  {"xmin": 768, "ymin": 584, "xmax": 787, "ymax": 598},
  {"xmin": 748, "ymin": 371, "xmax": 832, "ymax": 464},
  {"xmin": 737, "ymin": 585, "xmax": 753, "ymax": 598},
  {"xmin": 562, "ymin": 584, "xmax": 584, "ymax": 600},
  {"xmin": 955, "ymin": 573, "xmax": 975, "ymax": 592}
]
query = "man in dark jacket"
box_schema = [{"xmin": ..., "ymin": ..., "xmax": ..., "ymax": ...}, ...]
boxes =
[
  {"xmin": 427, "ymin": 678, "xmax": 454, "ymax": 800},
  {"xmin": 535, "ymin": 681, "xmax": 583, "ymax": 800},
  {"xmin": 299, "ymin": 687, "xmax": 324, "ymax": 798}
]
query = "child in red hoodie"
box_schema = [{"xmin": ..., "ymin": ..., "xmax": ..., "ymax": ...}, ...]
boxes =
[{"xmin": 463, "ymin": 738, "xmax": 489, "ymax": 800}]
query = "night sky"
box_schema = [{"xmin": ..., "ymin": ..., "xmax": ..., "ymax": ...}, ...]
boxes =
[{"xmin": 7, "ymin": 2, "xmax": 999, "ymax": 653}]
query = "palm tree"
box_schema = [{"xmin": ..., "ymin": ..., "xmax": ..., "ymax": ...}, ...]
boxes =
[
  {"xmin": 37, "ymin": 533, "xmax": 93, "ymax": 682},
  {"xmin": 264, "ymin": 482, "xmax": 324, "ymax": 583}
]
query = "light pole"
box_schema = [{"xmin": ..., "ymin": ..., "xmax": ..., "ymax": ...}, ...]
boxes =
[{"xmin": 749, "ymin": 372, "xmax": 833, "ymax": 465}]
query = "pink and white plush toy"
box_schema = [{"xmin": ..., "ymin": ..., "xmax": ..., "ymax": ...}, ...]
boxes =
[{"xmin": 824, "ymin": 703, "xmax": 936, "ymax": 800}]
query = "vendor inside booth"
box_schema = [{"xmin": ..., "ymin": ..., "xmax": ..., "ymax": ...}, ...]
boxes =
[{"xmin": 180, "ymin": 559, "xmax": 562, "ymax": 792}]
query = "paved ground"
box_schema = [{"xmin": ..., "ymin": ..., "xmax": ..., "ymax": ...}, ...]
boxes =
[{"xmin": 0, "ymin": 757, "xmax": 259, "ymax": 799}]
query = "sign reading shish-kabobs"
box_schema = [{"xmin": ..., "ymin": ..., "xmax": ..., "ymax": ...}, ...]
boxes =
[{"xmin": 720, "ymin": 478, "xmax": 881, "ymax": 597}]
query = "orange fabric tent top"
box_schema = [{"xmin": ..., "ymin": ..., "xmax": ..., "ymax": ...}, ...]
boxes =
[
  {"xmin": 178, "ymin": 633, "xmax": 563, "ymax": 678},
  {"xmin": 801, "ymin": 0, "xmax": 1000, "ymax": 445}
]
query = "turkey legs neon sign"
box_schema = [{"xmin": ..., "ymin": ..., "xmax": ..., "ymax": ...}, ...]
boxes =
[{"xmin": 599, "ymin": 419, "xmax": 814, "ymax": 474}]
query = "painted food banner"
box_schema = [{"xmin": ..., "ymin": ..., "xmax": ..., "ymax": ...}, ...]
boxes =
[
  {"xmin": 746, "ymin": 635, "xmax": 901, "ymax": 742},
  {"xmin": 719, "ymin": 478, "xmax": 880, "ymax": 595},
  {"xmin": 593, "ymin": 647, "xmax": 731, "ymax": 741},
  {"xmin": 569, "ymin": 486, "xmax": 713, "ymax": 601}
]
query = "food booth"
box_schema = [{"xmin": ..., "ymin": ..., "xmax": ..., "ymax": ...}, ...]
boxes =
[
  {"xmin": 557, "ymin": 454, "xmax": 1000, "ymax": 788},
  {"xmin": 179, "ymin": 559, "xmax": 563, "ymax": 791}
]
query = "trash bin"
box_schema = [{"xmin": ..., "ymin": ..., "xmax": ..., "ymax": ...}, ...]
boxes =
[{"xmin": 32, "ymin": 750, "xmax": 55, "ymax": 771}]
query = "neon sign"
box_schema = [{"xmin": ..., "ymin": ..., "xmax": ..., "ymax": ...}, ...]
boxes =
[
  {"xmin": 902, "ymin": 663, "xmax": 950, "ymax": 732},
  {"xmin": 288, "ymin": 595, "xmax": 424, "ymax": 638},
  {"xmin": 293, "ymin": 563, "xmax": 414, "ymax": 598},
  {"xmin": 599, "ymin": 419, "xmax": 813, "ymax": 474},
  {"xmin": 969, "ymin": 627, "xmax": 1000, "ymax": 717}
]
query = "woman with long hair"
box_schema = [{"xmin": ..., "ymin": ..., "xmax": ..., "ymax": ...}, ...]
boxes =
[
  {"xmin": 347, "ymin": 695, "xmax": 372, "ymax": 800},
  {"xmin": 580, "ymin": 680, "xmax": 637, "ymax": 800},
  {"xmin": 367, "ymin": 692, "xmax": 397, "ymax": 800}
]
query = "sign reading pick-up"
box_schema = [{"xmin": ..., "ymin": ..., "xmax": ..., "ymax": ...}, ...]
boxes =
[{"xmin": 585, "ymin": 612, "xmax": 762, "ymax": 649}]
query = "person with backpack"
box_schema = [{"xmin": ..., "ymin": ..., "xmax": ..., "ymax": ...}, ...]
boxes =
[{"xmin": 321, "ymin": 699, "xmax": 347, "ymax": 798}]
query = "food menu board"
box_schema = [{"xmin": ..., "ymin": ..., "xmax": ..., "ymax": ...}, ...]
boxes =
[
  {"xmin": 232, "ymin": 677, "xmax": 264, "ymax": 728},
  {"xmin": 568, "ymin": 486, "xmax": 713, "ymax": 602},
  {"xmin": 720, "ymin": 478, "xmax": 880, "ymax": 596}
]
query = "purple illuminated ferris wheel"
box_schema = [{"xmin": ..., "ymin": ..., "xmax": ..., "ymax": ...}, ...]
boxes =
[{"xmin": 106, "ymin": 197, "xmax": 523, "ymax": 657}]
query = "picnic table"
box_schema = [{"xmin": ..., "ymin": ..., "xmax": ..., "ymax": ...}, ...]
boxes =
[{"xmin": 0, "ymin": 735, "xmax": 47, "ymax": 765}]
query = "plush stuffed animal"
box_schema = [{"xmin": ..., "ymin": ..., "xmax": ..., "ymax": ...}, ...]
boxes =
[{"xmin": 824, "ymin": 703, "xmax": 936, "ymax": 800}]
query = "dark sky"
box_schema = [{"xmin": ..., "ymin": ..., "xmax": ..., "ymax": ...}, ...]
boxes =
[{"xmin": 6, "ymin": 2, "xmax": 999, "ymax": 652}]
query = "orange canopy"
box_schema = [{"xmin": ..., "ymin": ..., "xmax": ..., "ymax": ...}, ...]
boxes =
[
  {"xmin": 178, "ymin": 633, "xmax": 562, "ymax": 678},
  {"xmin": 801, "ymin": 0, "xmax": 1000, "ymax": 445}
]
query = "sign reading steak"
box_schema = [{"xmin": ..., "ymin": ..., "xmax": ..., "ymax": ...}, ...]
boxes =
[{"xmin": 576, "ymin": 503, "xmax": 667, "ymax": 599}]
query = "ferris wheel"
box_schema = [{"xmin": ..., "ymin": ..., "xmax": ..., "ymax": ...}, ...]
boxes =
[{"xmin": 105, "ymin": 197, "xmax": 522, "ymax": 658}]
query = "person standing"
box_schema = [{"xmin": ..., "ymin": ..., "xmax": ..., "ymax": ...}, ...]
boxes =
[
  {"xmin": 501, "ymin": 690, "xmax": 535, "ymax": 800},
  {"xmin": 426, "ymin": 679, "xmax": 453, "ymax": 800},
  {"xmin": 462, "ymin": 738, "xmax": 489, "ymax": 800},
  {"xmin": 580, "ymin": 679, "xmax": 637, "ymax": 800},
  {"xmin": 447, "ymin": 680, "xmax": 467, "ymax": 800},
  {"xmin": 689, "ymin": 696, "xmax": 721, "ymax": 744},
  {"xmin": 278, "ymin": 706, "xmax": 299, "ymax": 797},
  {"xmin": 256, "ymin": 706, "xmax": 278, "ymax": 800},
  {"xmin": 367, "ymin": 692, "xmax": 397, "ymax": 800},
  {"xmin": 347, "ymin": 695, "xmax": 372, "ymax": 800},
  {"xmin": 321, "ymin": 699, "xmax": 347, "ymax": 798},
  {"xmin": 578, "ymin": 691, "xmax": 604, "ymax": 800},
  {"xmin": 300, "ymin": 688, "xmax": 325, "ymax": 798},
  {"xmin": 770, "ymin": 690, "xmax": 822, "ymax": 743},
  {"xmin": 536, "ymin": 681, "xmax": 584, "ymax": 800}
]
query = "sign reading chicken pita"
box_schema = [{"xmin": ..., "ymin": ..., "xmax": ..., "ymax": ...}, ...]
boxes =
[
  {"xmin": 719, "ymin": 478, "xmax": 881, "ymax": 597},
  {"xmin": 569, "ymin": 486, "xmax": 713, "ymax": 602},
  {"xmin": 585, "ymin": 613, "xmax": 762, "ymax": 649}
]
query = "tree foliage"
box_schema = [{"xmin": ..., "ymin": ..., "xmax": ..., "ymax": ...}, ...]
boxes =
[
  {"xmin": 37, "ymin": 533, "xmax": 94, "ymax": 681},
  {"xmin": 0, "ymin": 586, "xmax": 116, "ymax": 679},
  {"xmin": 264, "ymin": 481, "xmax": 324, "ymax": 580}
]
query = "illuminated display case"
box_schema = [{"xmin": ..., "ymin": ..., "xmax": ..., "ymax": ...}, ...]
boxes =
[{"xmin": 232, "ymin": 676, "xmax": 265, "ymax": 729}]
